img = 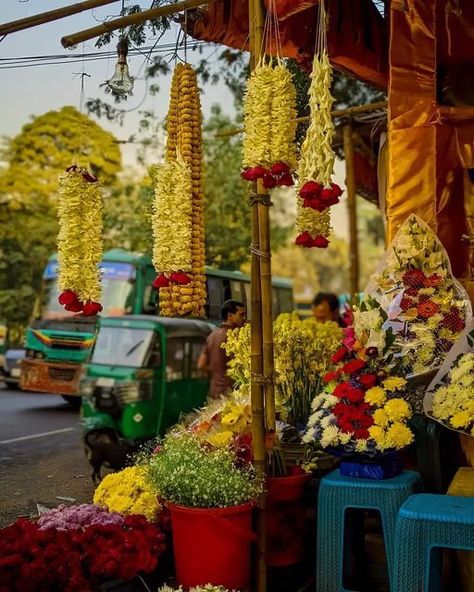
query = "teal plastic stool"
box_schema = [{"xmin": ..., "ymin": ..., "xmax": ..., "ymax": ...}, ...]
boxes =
[
  {"xmin": 393, "ymin": 493, "xmax": 474, "ymax": 592},
  {"xmin": 316, "ymin": 469, "xmax": 423, "ymax": 591}
]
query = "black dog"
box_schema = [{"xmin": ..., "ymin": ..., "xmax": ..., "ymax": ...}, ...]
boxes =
[{"xmin": 84, "ymin": 429, "xmax": 128, "ymax": 483}]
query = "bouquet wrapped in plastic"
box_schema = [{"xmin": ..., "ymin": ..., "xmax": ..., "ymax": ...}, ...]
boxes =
[
  {"xmin": 423, "ymin": 320, "xmax": 474, "ymax": 437},
  {"xmin": 365, "ymin": 215, "xmax": 472, "ymax": 378}
]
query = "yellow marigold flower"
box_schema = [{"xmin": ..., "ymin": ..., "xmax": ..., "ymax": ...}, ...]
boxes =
[
  {"xmin": 384, "ymin": 422, "xmax": 414, "ymax": 449},
  {"xmin": 373, "ymin": 409, "xmax": 389, "ymax": 427},
  {"xmin": 384, "ymin": 398, "xmax": 411, "ymax": 422},
  {"xmin": 450, "ymin": 411, "xmax": 471, "ymax": 429},
  {"xmin": 382, "ymin": 377, "xmax": 407, "ymax": 392},
  {"xmin": 365, "ymin": 387, "xmax": 386, "ymax": 407}
]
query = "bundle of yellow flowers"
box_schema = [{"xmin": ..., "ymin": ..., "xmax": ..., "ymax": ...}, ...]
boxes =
[
  {"xmin": 295, "ymin": 25, "xmax": 343, "ymax": 248},
  {"xmin": 93, "ymin": 466, "xmax": 161, "ymax": 522},
  {"xmin": 241, "ymin": 59, "xmax": 297, "ymax": 188},
  {"xmin": 224, "ymin": 313, "xmax": 343, "ymax": 426},
  {"xmin": 57, "ymin": 165, "xmax": 103, "ymax": 316},
  {"xmin": 153, "ymin": 63, "xmax": 206, "ymax": 317},
  {"xmin": 430, "ymin": 353, "xmax": 474, "ymax": 436}
]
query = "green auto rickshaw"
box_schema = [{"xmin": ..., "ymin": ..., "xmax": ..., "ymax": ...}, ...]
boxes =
[{"xmin": 80, "ymin": 315, "xmax": 213, "ymax": 480}]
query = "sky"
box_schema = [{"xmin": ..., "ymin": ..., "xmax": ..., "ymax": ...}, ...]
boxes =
[{"xmin": 0, "ymin": 0, "xmax": 351, "ymax": 237}]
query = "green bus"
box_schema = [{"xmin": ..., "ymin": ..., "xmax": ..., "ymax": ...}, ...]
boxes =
[{"xmin": 20, "ymin": 249, "xmax": 294, "ymax": 402}]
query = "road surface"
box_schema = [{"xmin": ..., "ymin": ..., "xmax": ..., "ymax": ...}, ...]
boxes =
[{"xmin": 0, "ymin": 385, "xmax": 95, "ymax": 526}]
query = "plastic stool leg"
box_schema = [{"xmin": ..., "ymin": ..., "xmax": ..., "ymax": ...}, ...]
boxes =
[{"xmin": 317, "ymin": 494, "xmax": 345, "ymax": 592}]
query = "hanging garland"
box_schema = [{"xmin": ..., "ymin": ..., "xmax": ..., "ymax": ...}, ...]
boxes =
[
  {"xmin": 57, "ymin": 165, "xmax": 103, "ymax": 315},
  {"xmin": 151, "ymin": 154, "xmax": 193, "ymax": 286},
  {"xmin": 153, "ymin": 63, "xmax": 206, "ymax": 318},
  {"xmin": 295, "ymin": 5, "xmax": 343, "ymax": 249},
  {"xmin": 241, "ymin": 59, "xmax": 297, "ymax": 188}
]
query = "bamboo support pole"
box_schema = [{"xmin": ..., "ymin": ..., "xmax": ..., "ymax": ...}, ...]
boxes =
[
  {"xmin": 61, "ymin": 0, "xmax": 208, "ymax": 47},
  {"xmin": 0, "ymin": 0, "xmax": 120, "ymax": 37},
  {"xmin": 215, "ymin": 101, "xmax": 388, "ymax": 138},
  {"xmin": 343, "ymin": 124, "xmax": 360, "ymax": 298}
]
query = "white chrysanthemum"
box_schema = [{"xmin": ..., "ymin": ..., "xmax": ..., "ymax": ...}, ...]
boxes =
[{"xmin": 320, "ymin": 424, "xmax": 340, "ymax": 448}]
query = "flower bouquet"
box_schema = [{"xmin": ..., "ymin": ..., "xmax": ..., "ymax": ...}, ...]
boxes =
[
  {"xmin": 365, "ymin": 215, "xmax": 472, "ymax": 379},
  {"xmin": 304, "ymin": 298, "xmax": 415, "ymax": 479},
  {"xmin": 0, "ymin": 505, "xmax": 166, "ymax": 592},
  {"xmin": 424, "ymin": 320, "xmax": 474, "ymax": 437}
]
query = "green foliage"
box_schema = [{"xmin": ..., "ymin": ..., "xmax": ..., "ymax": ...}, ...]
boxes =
[
  {"xmin": 0, "ymin": 107, "xmax": 121, "ymax": 339},
  {"xmin": 146, "ymin": 432, "xmax": 263, "ymax": 508}
]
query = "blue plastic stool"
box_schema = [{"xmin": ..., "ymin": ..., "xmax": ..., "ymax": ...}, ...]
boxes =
[
  {"xmin": 393, "ymin": 493, "xmax": 474, "ymax": 592},
  {"xmin": 316, "ymin": 469, "xmax": 423, "ymax": 591}
]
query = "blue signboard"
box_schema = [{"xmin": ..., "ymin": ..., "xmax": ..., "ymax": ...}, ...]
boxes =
[{"xmin": 43, "ymin": 261, "xmax": 135, "ymax": 281}]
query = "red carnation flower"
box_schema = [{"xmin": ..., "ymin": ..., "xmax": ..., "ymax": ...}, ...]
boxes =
[
  {"xmin": 345, "ymin": 387, "xmax": 365, "ymax": 403},
  {"xmin": 404, "ymin": 287, "xmax": 419, "ymax": 297},
  {"xmin": 262, "ymin": 173, "xmax": 277, "ymax": 189},
  {"xmin": 417, "ymin": 300, "xmax": 440, "ymax": 319},
  {"xmin": 400, "ymin": 296, "xmax": 413, "ymax": 311},
  {"xmin": 424, "ymin": 273, "xmax": 442, "ymax": 287},
  {"xmin": 299, "ymin": 181, "xmax": 322, "ymax": 199},
  {"xmin": 333, "ymin": 382, "xmax": 354, "ymax": 399},
  {"xmin": 331, "ymin": 183, "xmax": 343, "ymax": 198},
  {"xmin": 170, "ymin": 272, "xmax": 191, "ymax": 285},
  {"xmin": 358, "ymin": 373, "xmax": 377, "ymax": 389},
  {"xmin": 342, "ymin": 358, "xmax": 366, "ymax": 375},
  {"xmin": 312, "ymin": 235, "xmax": 329, "ymax": 248},
  {"xmin": 302, "ymin": 197, "xmax": 326, "ymax": 211},
  {"xmin": 295, "ymin": 231, "xmax": 313, "ymax": 247},
  {"xmin": 442, "ymin": 308, "xmax": 465, "ymax": 332},
  {"xmin": 58, "ymin": 290, "xmax": 78, "ymax": 306},
  {"xmin": 277, "ymin": 172, "xmax": 294, "ymax": 187},
  {"xmin": 402, "ymin": 268, "xmax": 426, "ymax": 288},
  {"xmin": 323, "ymin": 370, "xmax": 339, "ymax": 383},
  {"xmin": 241, "ymin": 166, "xmax": 268, "ymax": 181},
  {"xmin": 331, "ymin": 347, "xmax": 348, "ymax": 364},
  {"xmin": 354, "ymin": 428, "xmax": 370, "ymax": 440},
  {"xmin": 83, "ymin": 301, "xmax": 102, "ymax": 316},
  {"xmin": 152, "ymin": 273, "xmax": 170, "ymax": 289},
  {"xmin": 270, "ymin": 161, "xmax": 290, "ymax": 175}
]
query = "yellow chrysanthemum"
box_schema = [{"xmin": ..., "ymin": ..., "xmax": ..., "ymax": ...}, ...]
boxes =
[
  {"xmin": 382, "ymin": 377, "xmax": 407, "ymax": 392},
  {"xmin": 384, "ymin": 422, "xmax": 414, "ymax": 449},
  {"xmin": 384, "ymin": 398, "xmax": 411, "ymax": 422},
  {"xmin": 368, "ymin": 425, "xmax": 385, "ymax": 444},
  {"xmin": 373, "ymin": 408, "xmax": 389, "ymax": 427},
  {"xmin": 450, "ymin": 410, "xmax": 471, "ymax": 429},
  {"xmin": 365, "ymin": 387, "xmax": 387, "ymax": 407}
]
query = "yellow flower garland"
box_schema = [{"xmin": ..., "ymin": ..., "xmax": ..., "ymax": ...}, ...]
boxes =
[
  {"xmin": 157, "ymin": 63, "xmax": 206, "ymax": 318},
  {"xmin": 242, "ymin": 59, "xmax": 297, "ymax": 184},
  {"xmin": 295, "ymin": 53, "xmax": 340, "ymax": 247},
  {"xmin": 152, "ymin": 154, "xmax": 193, "ymax": 274},
  {"xmin": 57, "ymin": 166, "xmax": 103, "ymax": 313}
]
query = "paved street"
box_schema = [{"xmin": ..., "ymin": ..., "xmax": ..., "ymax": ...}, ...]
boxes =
[{"xmin": 0, "ymin": 385, "xmax": 95, "ymax": 526}]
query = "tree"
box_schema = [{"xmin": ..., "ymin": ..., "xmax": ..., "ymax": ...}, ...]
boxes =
[{"xmin": 0, "ymin": 107, "xmax": 122, "ymax": 340}]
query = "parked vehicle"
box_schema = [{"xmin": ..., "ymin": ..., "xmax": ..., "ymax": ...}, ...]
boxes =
[
  {"xmin": 20, "ymin": 249, "xmax": 294, "ymax": 404},
  {"xmin": 80, "ymin": 315, "xmax": 213, "ymax": 480},
  {"xmin": 1, "ymin": 349, "xmax": 25, "ymax": 390}
]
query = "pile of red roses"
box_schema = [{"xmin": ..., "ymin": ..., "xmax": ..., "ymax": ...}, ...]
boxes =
[
  {"xmin": 0, "ymin": 515, "xmax": 166, "ymax": 592},
  {"xmin": 298, "ymin": 180, "xmax": 342, "ymax": 212},
  {"xmin": 241, "ymin": 161, "xmax": 294, "ymax": 188},
  {"xmin": 323, "ymin": 346, "xmax": 381, "ymax": 440}
]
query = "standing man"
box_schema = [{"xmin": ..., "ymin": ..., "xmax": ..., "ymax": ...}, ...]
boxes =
[
  {"xmin": 198, "ymin": 299, "xmax": 246, "ymax": 399},
  {"xmin": 311, "ymin": 292, "xmax": 344, "ymax": 326}
]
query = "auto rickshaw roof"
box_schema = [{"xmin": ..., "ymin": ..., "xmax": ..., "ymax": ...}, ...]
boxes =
[{"xmin": 98, "ymin": 315, "xmax": 213, "ymax": 338}]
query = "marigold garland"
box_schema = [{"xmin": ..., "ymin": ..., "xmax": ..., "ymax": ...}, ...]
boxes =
[
  {"xmin": 154, "ymin": 63, "xmax": 206, "ymax": 318},
  {"xmin": 241, "ymin": 59, "xmax": 297, "ymax": 187},
  {"xmin": 57, "ymin": 165, "xmax": 103, "ymax": 315},
  {"xmin": 152, "ymin": 155, "xmax": 193, "ymax": 277},
  {"xmin": 295, "ymin": 53, "xmax": 343, "ymax": 248}
]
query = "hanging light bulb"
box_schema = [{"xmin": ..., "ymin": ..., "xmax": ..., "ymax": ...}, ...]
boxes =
[{"xmin": 105, "ymin": 38, "xmax": 134, "ymax": 97}]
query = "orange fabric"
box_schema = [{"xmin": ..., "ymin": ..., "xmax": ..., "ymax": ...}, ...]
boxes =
[
  {"xmin": 184, "ymin": 0, "xmax": 387, "ymax": 88},
  {"xmin": 264, "ymin": 0, "xmax": 317, "ymax": 21},
  {"xmin": 386, "ymin": 0, "xmax": 471, "ymax": 278}
]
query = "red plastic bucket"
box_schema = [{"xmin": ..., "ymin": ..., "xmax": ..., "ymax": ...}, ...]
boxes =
[
  {"xmin": 266, "ymin": 473, "xmax": 310, "ymax": 566},
  {"xmin": 168, "ymin": 502, "xmax": 254, "ymax": 590}
]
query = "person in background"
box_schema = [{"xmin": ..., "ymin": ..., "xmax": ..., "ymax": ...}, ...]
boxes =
[
  {"xmin": 197, "ymin": 299, "xmax": 246, "ymax": 399},
  {"xmin": 311, "ymin": 292, "xmax": 344, "ymax": 326}
]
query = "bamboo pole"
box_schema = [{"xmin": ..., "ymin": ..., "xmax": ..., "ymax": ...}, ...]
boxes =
[
  {"xmin": 343, "ymin": 124, "xmax": 360, "ymax": 298},
  {"xmin": 61, "ymin": 0, "xmax": 208, "ymax": 47},
  {"xmin": 215, "ymin": 101, "xmax": 388, "ymax": 138},
  {"xmin": 0, "ymin": 0, "xmax": 120, "ymax": 37}
]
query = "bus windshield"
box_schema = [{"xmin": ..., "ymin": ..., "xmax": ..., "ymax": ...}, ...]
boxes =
[
  {"xmin": 91, "ymin": 327, "xmax": 154, "ymax": 367},
  {"xmin": 41, "ymin": 261, "xmax": 136, "ymax": 319}
]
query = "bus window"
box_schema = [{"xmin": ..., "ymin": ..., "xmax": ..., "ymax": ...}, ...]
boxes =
[
  {"xmin": 142, "ymin": 285, "xmax": 157, "ymax": 314},
  {"xmin": 230, "ymin": 280, "xmax": 244, "ymax": 303},
  {"xmin": 278, "ymin": 288, "xmax": 294, "ymax": 314},
  {"xmin": 166, "ymin": 339, "xmax": 185, "ymax": 381},
  {"xmin": 207, "ymin": 277, "xmax": 224, "ymax": 321}
]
